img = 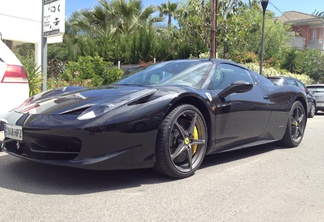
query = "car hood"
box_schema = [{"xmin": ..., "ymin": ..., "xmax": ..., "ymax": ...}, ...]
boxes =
[{"xmin": 14, "ymin": 85, "xmax": 158, "ymax": 115}]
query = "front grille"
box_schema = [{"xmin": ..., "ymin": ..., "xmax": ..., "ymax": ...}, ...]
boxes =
[{"xmin": 3, "ymin": 135, "xmax": 82, "ymax": 160}]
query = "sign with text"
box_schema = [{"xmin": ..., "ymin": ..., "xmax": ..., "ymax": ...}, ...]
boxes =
[{"xmin": 43, "ymin": 0, "xmax": 65, "ymax": 37}]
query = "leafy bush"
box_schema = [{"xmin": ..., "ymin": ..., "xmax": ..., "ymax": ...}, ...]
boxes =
[
  {"xmin": 64, "ymin": 54, "xmax": 122, "ymax": 86},
  {"xmin": 299, "ymin": 49, "xmax": 324, "ymax": 82},
  {"xmin": 232, "ymin": 51, "xmax": 259, "ymax": 64},
  {"xmin": 18, "ymin": 56, "xmax": 42, "ymax": 96},
  {"xmin": 244, "ymin": 62, "xmax": 313, "ymax": 85},
  {"xmin": 48, "ymin": 55, "xmax": 123, "ymax": 89},
  {"xmin": 47, "ymin": 77, "xmax": 93, "ymax": 89}
]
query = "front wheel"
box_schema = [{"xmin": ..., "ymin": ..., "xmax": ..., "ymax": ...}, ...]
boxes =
[
  {"xmin": 280, "ymin": 101, "xmax": 306, "ymax": 147},
  {"xmin": 155, "ymin": 104, "xmax": 207, "ymax": 179}
]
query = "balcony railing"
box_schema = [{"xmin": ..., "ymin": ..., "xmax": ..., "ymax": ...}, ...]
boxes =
[
  {"xmin": 308, "ymin": 39, "xmax": 324, "ymax": 51},
  {"xmin": 289, "ymin": 36, "xmax": 305, "ymax": 50}
]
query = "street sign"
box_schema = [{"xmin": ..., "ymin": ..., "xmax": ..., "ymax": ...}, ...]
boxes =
[{"xmin": 43, "ymin": 0, "xmax": 65, "ymax": 37}]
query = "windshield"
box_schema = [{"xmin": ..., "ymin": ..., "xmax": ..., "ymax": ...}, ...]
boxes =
[
  {"xmin": 307, "ymin": 86, "xmax": 324, "ymax": 93},
  {"xmin": 116, "ymin": 60, "xmax": 213, "ymax": 88},
  {"xmin": 268, "ymin": 78, "xmax": 284, "ymax": 86}
]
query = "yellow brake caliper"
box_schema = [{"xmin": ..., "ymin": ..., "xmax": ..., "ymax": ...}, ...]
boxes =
[{"xmin": 192, "ymin": 126, "xmax": 198, "ymax": 155}]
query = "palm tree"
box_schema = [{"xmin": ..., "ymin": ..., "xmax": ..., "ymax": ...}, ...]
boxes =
[
  {"xmin": 157, "ymin": 0, "xmax": 178, "ymax": 27},
  {"xmin": 312, "ymin": 10, "xmax": 324, "ymax": 18},
  {"xmin": 281, "ymin": 48, "xmax": 302, "ymax": 73},
  {"xmin": 70, "ymin": 0, "xmax": 162, "ymax": 37}
]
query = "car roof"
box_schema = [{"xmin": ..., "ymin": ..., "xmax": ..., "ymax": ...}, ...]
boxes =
[
  {"xmin": 268, "ymin": 76, "xmax": 295, "ymax": 80},
  {"xmin": 307, "ymin": 84, "xmax": 324, "ymax": 87}
]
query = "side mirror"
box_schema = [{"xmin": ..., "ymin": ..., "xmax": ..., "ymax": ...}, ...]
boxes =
[{"xmin": 218, "ymin": 81, "xmax": 253, "ymax": 99}]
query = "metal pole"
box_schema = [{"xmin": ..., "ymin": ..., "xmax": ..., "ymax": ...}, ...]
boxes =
[
  {"xmin": 41, "ymin": 0, "xmax": 48, "ymax": 91},
  {"xmin": 259, "ymin": 10, "xmax": 266, "ymax": 75},
  {"xmin": 259, "ymin": 0, "xmax": 268, "ymax": 75},
  {"xmin": 209, "ymin": 0, "xmax": 217, "ymax": 59}
]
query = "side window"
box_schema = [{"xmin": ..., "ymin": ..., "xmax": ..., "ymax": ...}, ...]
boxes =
[
  {"xmin": 296, "ymin": 80, "xmax": 306, "ymax": 92},
  {"xmin": 208, "ymin": 64, "xmax": 253, "ymax": 90},
  {"xmin": 287, "ymin": 79, "xmax": 297, "ymax": 86}
]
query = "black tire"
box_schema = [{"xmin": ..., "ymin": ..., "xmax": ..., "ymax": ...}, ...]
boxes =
[
  {"xmin": 307, "ymin": 101, "xmax": 316, "ymax": 118},
  {"xmin": 154, "ymin": 104, "xmax": 207, "ymax": 179},
  {"xmin": 280, "ymin": 101, "xmax": 306, "ymax": 147}
]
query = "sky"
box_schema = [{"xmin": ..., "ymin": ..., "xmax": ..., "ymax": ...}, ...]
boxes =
[
  {"xmin": 65, "ymin": 0, "xmax": 172, "ymax": 17},
  {"xmin": 65, "ymin": 0, "xmax": 323, "ymax": 18}
]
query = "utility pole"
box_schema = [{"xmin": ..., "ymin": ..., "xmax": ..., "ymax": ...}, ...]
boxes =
[{"xmin": 209, "ymin": 0, "xmax": 217, "ymax": 59}]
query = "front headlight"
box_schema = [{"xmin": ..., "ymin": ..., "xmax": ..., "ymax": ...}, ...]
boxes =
[{"xmin": 77, "ymin": 104, "xmax": 115, "ymax": 120}]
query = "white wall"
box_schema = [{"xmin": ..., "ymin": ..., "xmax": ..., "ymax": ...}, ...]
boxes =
[
  {"xmin": 0, "ymin": 0, "xmax": 64, "ymax": 68},
  {"xmin": 0, "ymin": 0, "xmax": 63, "ymax": 43}
]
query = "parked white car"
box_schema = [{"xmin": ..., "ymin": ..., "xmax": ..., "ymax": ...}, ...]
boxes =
[
  {"xmin": 0, "ymin": 40, "xmax": 29, "ymax": 131},
  {"xmin": 307, "ymin": 84, "xmax": 324, "ymax": 114}
]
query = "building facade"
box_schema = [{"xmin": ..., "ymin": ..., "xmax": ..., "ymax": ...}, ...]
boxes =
[{"xmin": 278, "ymin": 11, "xmax": 324, "ymax": 52}]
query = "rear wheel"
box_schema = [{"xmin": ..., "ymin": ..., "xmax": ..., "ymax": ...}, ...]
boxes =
[
  {"xmin": 308, "ymin": 101, "xmax": 316, "ymax": 118},
  {"xmin": 280, "ymin": 101, "xmax": 306, "ymax": 147},
  {"xmin": 155, "ymin": 104, "xmax": 207, "ymax": 179}
]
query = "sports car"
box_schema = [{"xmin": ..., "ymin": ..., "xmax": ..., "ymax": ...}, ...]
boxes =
[{"xmin": 0, "ymin": 59, "xmax": 308, "ymax": 178}]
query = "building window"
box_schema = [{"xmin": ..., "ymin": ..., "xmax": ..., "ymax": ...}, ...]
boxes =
[
  {"xmin": 313, "ymin": 29, "xmax": 317, "ymax": 40},
  {"xmin": 320, "ymin": 30, "xmax": 324, "ymax": 40}
]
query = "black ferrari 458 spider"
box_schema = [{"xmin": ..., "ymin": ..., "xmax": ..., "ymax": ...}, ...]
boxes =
[{"xmin": 1, "ymin": 59, "xmax": 308, "ymax": 178}]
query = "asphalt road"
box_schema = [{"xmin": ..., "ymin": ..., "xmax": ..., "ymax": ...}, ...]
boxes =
[{"xmin": 1, "ymin": 114, "xmax": 324, "ymax": 222}]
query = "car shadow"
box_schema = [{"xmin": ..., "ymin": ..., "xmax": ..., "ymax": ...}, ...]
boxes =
[
  {"xmin": 201, "ymin": 142, "xmax": 280, "ymax": 169},
  {"xmin": 0, "ymin": 154, "xmax": 171, "ymax": 195},
  {"xmin": 0, "ymin": 142, "xmax": 282, "ymax": 195}
]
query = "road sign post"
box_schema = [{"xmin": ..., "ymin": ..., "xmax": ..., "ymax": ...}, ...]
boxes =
[{"xmin": 41, "ymin": 0, "xmax": 65, "ymax": 91}]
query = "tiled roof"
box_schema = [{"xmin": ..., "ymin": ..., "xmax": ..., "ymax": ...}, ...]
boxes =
[{"xmin": 278, "ymin": 11, "xmax": 320, "ymax": 23}]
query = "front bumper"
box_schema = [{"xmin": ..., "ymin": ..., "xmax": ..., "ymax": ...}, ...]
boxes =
[
  {"xmin": 1, "ymin": 127, "xmax": 157, "ymax": 170},
  {"xmin": 1, "ymin": 111, "xmax": 159, "ymax": 170}
]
